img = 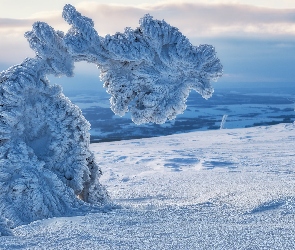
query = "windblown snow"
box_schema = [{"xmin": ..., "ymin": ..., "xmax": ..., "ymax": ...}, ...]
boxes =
[{"xmin": 1, "ymin": 123, "xmax": 295, "ymax": 249}]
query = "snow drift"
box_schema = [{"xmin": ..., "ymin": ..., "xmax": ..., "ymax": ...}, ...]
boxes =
[{"xmin": 0, "ymin": 4, "xmax": 222, "ymax": 231}]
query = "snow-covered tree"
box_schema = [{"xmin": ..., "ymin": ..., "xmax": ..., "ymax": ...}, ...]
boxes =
[
  {"xmin": 0, "ymin": 58, "xmax": 109, "ymax": 227},
  {"xmin": 0, "ymin": 19, "xmax": 108, "ymax": 229},
  {"xmin": 0, "ymin": 217, "xmax": 13, "ymax": 236},
  {"xmin": 0, "ymin": 4, "xmax": 222, "ymax": 233}
]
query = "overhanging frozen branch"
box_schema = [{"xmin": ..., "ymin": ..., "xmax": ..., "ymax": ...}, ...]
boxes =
[{"xmin": 0, "ymin": 4, "xmax": 222, "ymax": 232}]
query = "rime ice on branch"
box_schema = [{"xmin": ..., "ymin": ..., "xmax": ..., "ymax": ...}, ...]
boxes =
[
  {"xmin": 0, "ymin": 4, "xmax": 222, "ymax": 231},
  {"xmin": 0, "ymin": 217, "xmax": 13, "ymax": 236},
  {"xmin": 0, "ymin": 18, "xmax": 108, "ymax": 229},
  {"xmin": 62, "ymin": 4, "xmax": 223, "ymax": 124}
]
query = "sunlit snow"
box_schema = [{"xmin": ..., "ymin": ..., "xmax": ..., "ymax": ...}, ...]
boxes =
[{"xmin": 1, "ymin": 123, "xmax": 295, "ymax": 249}]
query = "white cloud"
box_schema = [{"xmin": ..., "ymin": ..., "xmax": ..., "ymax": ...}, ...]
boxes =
[
  {"xmin": 1, "ymin": 2, "xmax": 295, "ymax": 65},
  {"xmin": 75, "ymin": 2, "xmax": 295, "ymax": 37}
]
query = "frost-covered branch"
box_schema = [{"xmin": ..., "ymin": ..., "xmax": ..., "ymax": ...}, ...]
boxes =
[{"xmin": 62, "ymin": 5, "xmax": 223, "ymax": 124}]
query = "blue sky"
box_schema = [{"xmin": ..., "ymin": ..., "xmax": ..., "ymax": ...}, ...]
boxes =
[{"xmin": 0, "ymin": 0, "xmax": 295, "ymax": 93}]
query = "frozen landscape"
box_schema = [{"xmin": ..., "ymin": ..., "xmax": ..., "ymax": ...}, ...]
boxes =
[
  {"xmin": 1, "ymin": 2, "xmax": 295, "ymax": 249},
  {"xmin": 1, "ymin": 123, "xmax": 295, "ymax": 249},
  {"xmin": 67, "ymin": 82, "xmax": 295, "ymax": 142}
]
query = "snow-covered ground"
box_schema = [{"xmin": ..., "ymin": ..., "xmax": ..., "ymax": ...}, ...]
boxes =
[{"xmin": 1, "ymin": 123, "xmax": 295, "ymax": 249}]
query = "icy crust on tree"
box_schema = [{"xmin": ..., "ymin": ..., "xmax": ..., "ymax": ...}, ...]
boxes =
[
  {"xmin": 0, "ymin": 60, "xmax": 108, "ymax": 228},
  {"xmin": 0, "ymin": 217, "xmax": 13, "ymax": 236},
  {"xmin": 0, "ymin": 4, "xmax": 222, "ymax": 233},
  {"xmin": 62, "ymin": 5, "xmax": 223, "ymax": 124}
]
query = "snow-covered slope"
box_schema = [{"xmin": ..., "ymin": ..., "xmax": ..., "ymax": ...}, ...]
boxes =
[
  {"xmin": 97, "ymin": 123, "xmax": 295, "ymax": 212},
  {"xmin": 1, "ymin": 124, "xmax": 295, "ymax": 249}
]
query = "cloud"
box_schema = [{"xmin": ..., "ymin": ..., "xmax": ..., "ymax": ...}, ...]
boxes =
[
  {"xmin": 0, "ymin": 11, "xmax": 69, "ymax": 34},
  {"xmin": 1, "ymin": 2, "xmax": 295, "ymax": 69},
  {"xmin": 0, "ymin": 11, "xmax": 69, "ymax": 65},
  {"xmin": 74, "ymin": 2, "xmax": 295, "ymax": 38}
]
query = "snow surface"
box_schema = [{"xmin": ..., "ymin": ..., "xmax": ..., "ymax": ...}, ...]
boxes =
[{"xmin": 1, "ymin": 123, "xmax": 295, "ymax": 249}]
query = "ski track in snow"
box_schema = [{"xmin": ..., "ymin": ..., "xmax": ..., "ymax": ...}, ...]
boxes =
[{"xmin": 1, "ymin": 123, "xmax": 295, "ymax": 249}]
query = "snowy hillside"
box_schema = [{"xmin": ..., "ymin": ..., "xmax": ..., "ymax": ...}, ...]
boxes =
[{"xmin": 1, "ymin": 123, "xmax": 295, "ymax": 249}]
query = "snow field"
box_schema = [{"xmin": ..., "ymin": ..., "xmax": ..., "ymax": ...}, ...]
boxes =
[{"xmin": 1, "ymin": 123, "xmax": 294, "ymax": 249}]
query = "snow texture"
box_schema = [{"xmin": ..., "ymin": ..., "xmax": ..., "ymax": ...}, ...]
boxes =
[
  {"xmin": 0, "ymin": 217, "xmax": 13, "ymax": 236},
  {"xmin": 0, "ymin": 4, "xmax": 222, "ymax": 233},
  {"xmin": 1, "ymin": 124, "xmax": 295, "ymax": 249}
]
